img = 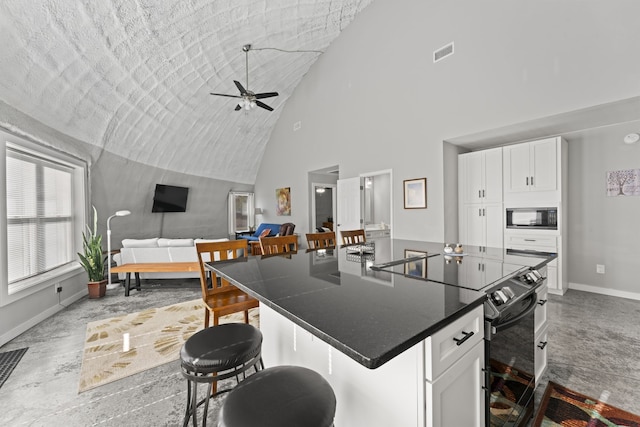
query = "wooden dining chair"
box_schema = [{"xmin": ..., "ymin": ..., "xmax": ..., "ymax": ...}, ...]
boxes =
[
  {"xmin": 305, "ymin": 231, "xmax": 336, "ymax": 250},
  {"xmin": 259, "ymin": 234, "xmax": 299, "ymax": 255},
  {"xmin": 340, "ymin": 229, "xmax": 366, "ymax": 245},
  {"xmin": 195, "ymin": 240, "xmax": 259, "ymax": 328}
]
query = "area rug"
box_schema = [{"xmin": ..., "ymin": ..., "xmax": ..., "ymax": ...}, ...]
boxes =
[
  {"xmin": 78, "ymin": 299, "xmax": 259, "ymax": 393},
  {"xmin": 533, "ymin": 381, "xmax": 640, "ymax": 426},
  {"xmin": 0, "ymin": 347, "xmax": 28, "ymax": 389}
]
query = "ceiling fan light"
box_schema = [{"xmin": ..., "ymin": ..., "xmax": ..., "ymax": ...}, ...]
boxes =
[
  {"xmin": 250, "ymin": 101, "xmax": 257, "ymax": 109},
  {"xmin": 244, "ymin": 102, "xmax": 251, "ymax": 110}
]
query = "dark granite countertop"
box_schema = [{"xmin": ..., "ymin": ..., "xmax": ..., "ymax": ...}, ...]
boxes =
[{"xmin": 207, "ymin": 239, "xmax": 555, "ymax": 369}]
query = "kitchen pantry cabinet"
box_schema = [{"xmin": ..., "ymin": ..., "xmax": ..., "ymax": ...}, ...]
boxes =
[
  {"xmin": 260, "ymin": 303, "xmax": 486, "ymax": 427},
  {"xmin": 459, "ymin": 148, "xmax": 503, "ymax": 253},
  {"xmin": 503, "ymin": 137, "xmax": 565, "ymax": 202}
]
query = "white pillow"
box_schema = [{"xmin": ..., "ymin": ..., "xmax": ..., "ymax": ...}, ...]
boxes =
[
  {"xmin": 194, "ymin": 238, "xmax": 229, "ymax": 244},
  {"xmin": 158, "ymin": 238, "xmax": 194, "ymax": 247},
  {"xmin": 122, "ymin": 238, "xmax": 159, "ymax": 248}
]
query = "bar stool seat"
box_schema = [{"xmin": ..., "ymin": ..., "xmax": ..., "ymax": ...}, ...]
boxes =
[
  {"xmin": 218, "ymin": 365, "xmax": 336, "ymax": 427},
  {"xmin": 180, "ymin": 323, "xmax": 263, "ymax": 427}
]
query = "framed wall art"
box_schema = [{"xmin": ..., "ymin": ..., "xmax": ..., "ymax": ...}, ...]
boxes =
[
  {"xmin": 403, "ymin": 178, "xmax": 427, "ymax": 209},
  {"xmin": 276, "ymin": 187, "xmax": 291, "ymax": 216}
]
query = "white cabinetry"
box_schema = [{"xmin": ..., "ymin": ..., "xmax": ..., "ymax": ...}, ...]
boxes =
[
  {"xmin": 424, "ymin": 305, "xmax": 485, "ymax": 427},
  {"xmin": 260, "ymin": 304, "xmax": 485, "ymax": 427},
  {"xmin": 503, "ymin": 137, "xmax": 565, "ymax": 203},
  {"xmin": 462, "ymin": 204, "xmax": 504, "ymax": 251},
  {"xmin": 460, "ymin": 148, "xmax": 503, "ymax": 204},
  {"xmin": 459, "ymin": 148, "xmax": 503, "ymax": 252},
  {"xmin": 534, "ymin": 282, "xmax": 549, "ymax": 382}
]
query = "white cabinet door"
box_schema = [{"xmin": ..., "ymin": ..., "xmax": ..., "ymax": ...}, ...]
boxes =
[
  {"xmin": 483, "ymin": 148, "xmax": 503, "ymax": 204},
  {"xmin": 504, "ymin": 143, "xmax": 531, "ymax": 193},
  {"xmin": 463, "ymin": 205, "xmax": 485, "ymax": 248},
  {"xmin": 485, "ymin": 203, "xmax": 504, "ymax": 249},
  {"xmin": 426, "ymin": 340, "xmax": 485, "ymax": 427},
  {"xmin": 461, "ymin": 151, "xmax": 484, "ymax": 204},
  {"xmin": 530, "ymin": 138, "xmax": 558, "ymax": 192},
  {"xmin": 535, "ymin": 326, "xmax": 549, "ymax": 383}
]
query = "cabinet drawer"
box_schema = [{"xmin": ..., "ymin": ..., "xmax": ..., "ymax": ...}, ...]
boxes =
[
  {"xmin": 535, "ymin": 284, "xmax": 548, "ymax": 335},
  {"xmin": 505, "ymin": 234, "xmax": 557, "ymax": 251},
  {"xmin": 424, "ymin": 305, "xmax": 484, "ymax": 381}
]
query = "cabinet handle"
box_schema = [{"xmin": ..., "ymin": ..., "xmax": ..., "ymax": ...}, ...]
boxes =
[
  {"xmin": 453, "ymin": 331, "xmax": 475, "ymax": 346},
  {"xmin": 482, "ymin": 208, "xmax": 486, "ymax": 216},
  {"xmin": 537, "ymin": 299, "xmax": 548, "ymax": 306},
  {"xmin": 479, "ymin": 208, "xmax": 482, "ymax": 216},
  {"xmin": 531, "ymin": 176, "xmax": 534, "ymax": 186},
  {"xmin": 526, "ymin": 177, "xmax": 529, "ymax": 186},
  {"xmin": 482, "ymin": 263, "xmax": 485, "ymax": 272},
  {"xmin": 478, "ymin": 190, "xmax": 482, "ymax": 198},
  {"xmin": 537, "ymin": 341, "xmax": 548, "ymax": 350},
  {"xmin": 524, "ymin": 239, "xmax": 536, "ymax": 242},
  {"xmin": 482, "ymin": 189, "xmax": 485, "ymax": 198}
]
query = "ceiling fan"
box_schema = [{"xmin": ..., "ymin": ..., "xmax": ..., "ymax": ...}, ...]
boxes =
[{"xmin": 210, "ymin": 44, "xmax": 279, "ymax": 112}]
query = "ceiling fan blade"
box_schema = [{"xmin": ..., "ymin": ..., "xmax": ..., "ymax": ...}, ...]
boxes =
[
  {"xmin": 254, "ymin": 92, "xmax": 279, "ymax": 100},
  {"xmin": 255, "ymin": 100, "xmax": 274, "ymax": 111},
  {"xmin": 234, "ymin": 104, "xmax": 242, "ymax": 111},
  {"xmin": 234, "ymin": 80, "xmax": 248, "ymax": 95},
  {"xmin": 210, "ymin": 92, "xmax": 242, "ymax": 99}
]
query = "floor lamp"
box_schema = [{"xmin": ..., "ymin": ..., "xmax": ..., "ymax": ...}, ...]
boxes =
[{"xmin": 107, "ymin": 210, "xmax": 131, "ymax": 290}]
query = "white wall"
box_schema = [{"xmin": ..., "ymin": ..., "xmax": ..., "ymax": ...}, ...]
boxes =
[{"xmin": 255, "ymin": 0, "xmax": 640, "ymax": 295}]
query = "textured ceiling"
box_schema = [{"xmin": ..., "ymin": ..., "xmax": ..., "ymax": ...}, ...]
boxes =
[{"xmin": 0, "ymin": 0, "xmax": 373, "ymax": 183}]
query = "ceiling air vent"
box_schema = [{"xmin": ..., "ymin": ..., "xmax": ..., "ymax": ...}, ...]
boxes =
[{"xmin": 433, "ymin": 42, "xmax": 454, "ymax": 63}]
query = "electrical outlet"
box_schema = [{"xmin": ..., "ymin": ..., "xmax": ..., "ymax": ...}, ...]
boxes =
[
  {"xmin": 55, "ymin": 284, "xmax": 62, "ymax": 293},
  {"xmin": 596, "ymin": 264, "xmax": 605, "ymax": 274}
]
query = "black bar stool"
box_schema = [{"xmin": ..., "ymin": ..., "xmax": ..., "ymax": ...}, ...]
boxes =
[
  {"xmin": 218, "ymin": 365, "xmax": 336, "ymax": 427},
  {"xmin": 180, "ymin": 323, "xmax": 263, "ymax": 427}
]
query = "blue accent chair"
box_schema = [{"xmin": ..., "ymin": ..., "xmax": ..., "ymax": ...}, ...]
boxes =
[{"xmin": 238, "ymin": 223, "xmax": 281, "ymax": 242}]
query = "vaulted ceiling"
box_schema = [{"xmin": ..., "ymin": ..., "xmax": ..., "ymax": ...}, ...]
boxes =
[{"xmin": 0, "ymin": 0, "xmax": 373, "ymax": 184}]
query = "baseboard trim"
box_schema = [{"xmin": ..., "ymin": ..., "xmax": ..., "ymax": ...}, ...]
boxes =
[
  {"xmin": 568, "ymin": 282, "xmax": 640, "ymax": 301},
  {"xmin": 0, "ymin": 290, "xmax": 86, "ymax": 347}
]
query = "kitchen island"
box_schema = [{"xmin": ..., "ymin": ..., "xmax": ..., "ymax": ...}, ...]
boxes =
[{"xmin": 207, "ymin": 239, "xmax": 555, "ymax": 427}]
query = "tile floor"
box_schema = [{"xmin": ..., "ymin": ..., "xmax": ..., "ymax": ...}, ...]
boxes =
[{"xmin": 1, "ymin": 283, "xmax": 639, "ymax": 426}]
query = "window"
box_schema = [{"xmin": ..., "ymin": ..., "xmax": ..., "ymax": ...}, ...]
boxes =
[
  {"xmin": 2, "ymin": 130, "xmax": 87, "ymax": 298},
  {"xmin": 227, "ymin": 192, "xmax": 255, "ymax": 234}
]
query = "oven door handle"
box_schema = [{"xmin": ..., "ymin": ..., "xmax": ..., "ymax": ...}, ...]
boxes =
[{"xmin": 494, "ymin": 294, "xmax": 537, "ymax": 332}]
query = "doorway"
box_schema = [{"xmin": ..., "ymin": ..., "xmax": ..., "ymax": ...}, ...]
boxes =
[{"xmin": 308, "ymin": 166, "xmax": 339, "ymax": 233}]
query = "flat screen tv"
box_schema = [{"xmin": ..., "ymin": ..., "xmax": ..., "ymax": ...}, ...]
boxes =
[{"xmin": 152, "ymin": 184, "xmax": 189, "ymax": 212}]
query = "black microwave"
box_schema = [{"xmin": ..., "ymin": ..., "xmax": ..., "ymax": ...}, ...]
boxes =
[{"xmin": 506, "ymin": 207, "xmax": 558, "ymax": 230}]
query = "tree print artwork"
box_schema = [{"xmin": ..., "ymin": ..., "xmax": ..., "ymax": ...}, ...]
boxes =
[{"xmin": 606, "ymin": 169, "xmax": 640, "ymax": 196}]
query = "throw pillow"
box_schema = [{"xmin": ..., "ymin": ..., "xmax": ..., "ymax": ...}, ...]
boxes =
[{"xmin": 259, "ymin": 228, "xmax": 271, "ymax": 238}]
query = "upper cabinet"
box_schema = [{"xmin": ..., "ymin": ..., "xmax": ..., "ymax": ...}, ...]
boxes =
[
  {"xmin": 459, "ymin": 147, "xmax": 503, "ymax": 205},
  {"xmin": 503, "ymin": 137, "xmax": 564, "ymax": 202}
]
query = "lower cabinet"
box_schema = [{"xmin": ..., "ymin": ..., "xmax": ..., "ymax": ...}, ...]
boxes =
[
  {"xmin": 426, "ymin": 339, "xmax": 485, "ymax": 427},
  {"xmin": 259, "ymin": 304, "xmax": 486, "ymax": 427}
]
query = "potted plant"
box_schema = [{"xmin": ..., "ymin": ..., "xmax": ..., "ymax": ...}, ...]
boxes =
[{"xmin": 77, "ymin": 206, "xmax": 106, "ymax": 298}]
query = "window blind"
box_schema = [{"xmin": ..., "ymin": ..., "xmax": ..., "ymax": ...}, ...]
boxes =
[{"xmin": 6, "ymin": 147, "xmax": 75, "ymax": 284}]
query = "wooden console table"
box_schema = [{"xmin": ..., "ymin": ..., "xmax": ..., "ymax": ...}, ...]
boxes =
[{"xmin": 111, "ymin": 262, "xmax": 200, "ymax": 296}]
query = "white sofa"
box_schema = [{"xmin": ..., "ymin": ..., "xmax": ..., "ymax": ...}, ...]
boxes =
[{"xmin": 113, "ymin": 237, "xmax": 229, "ymax": 280}]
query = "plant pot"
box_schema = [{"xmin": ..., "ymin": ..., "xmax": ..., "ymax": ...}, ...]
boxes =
[{"xmin": 87, "ymin": 280, "xmax": 107, "ymax": 299}]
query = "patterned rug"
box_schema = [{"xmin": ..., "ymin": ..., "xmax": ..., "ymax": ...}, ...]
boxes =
[
  {"xmin": 533, "ymin": 381, "xmax": 640, "ymax": 426},
  {"xmin": 78, "ymin": 299, "xmax": 259, "ymax": 393},
  {"xmin": 0, "ymin": 347, "xmax": 28, "ymax": 389}
]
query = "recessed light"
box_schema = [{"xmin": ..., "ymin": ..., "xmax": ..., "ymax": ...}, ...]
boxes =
[{"xmin": 623, "ymin": 133, "xmax": 639, "ymax": 144}]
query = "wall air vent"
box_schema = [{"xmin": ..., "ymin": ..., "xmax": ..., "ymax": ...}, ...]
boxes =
[{"xmin": 433, "ymin": 42, "xmax": 454, "ymax": 63}]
